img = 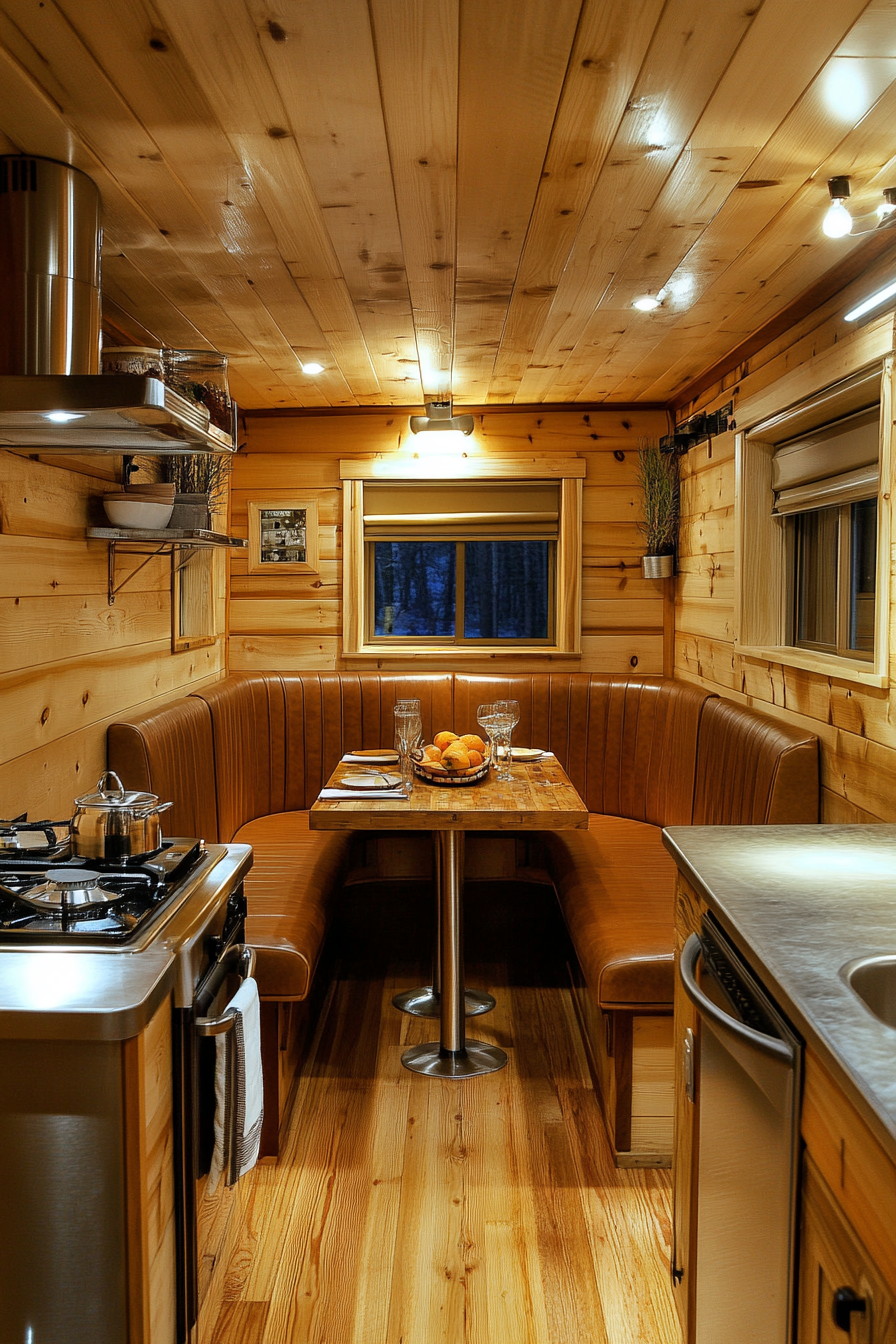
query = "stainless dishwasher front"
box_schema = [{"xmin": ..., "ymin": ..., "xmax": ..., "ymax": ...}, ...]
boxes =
[{"xmin": 679, "ymin": 916, "xmax": 802, "ymax": 1344}]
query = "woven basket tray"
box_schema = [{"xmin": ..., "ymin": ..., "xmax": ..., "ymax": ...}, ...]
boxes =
[{"xmin": 412, "ymin": 754, "xmax": 490, "ymax": 787}]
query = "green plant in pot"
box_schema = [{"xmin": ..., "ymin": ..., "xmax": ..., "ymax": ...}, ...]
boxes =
[
  {"xmin": 162, "ymin": 453, "xmax": 233, "ymax": 531},
  {"xmin": 636, "ymin": 440, "xmax": 680, "ymax": 578}
]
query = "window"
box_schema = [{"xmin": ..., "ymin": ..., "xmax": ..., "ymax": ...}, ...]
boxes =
[
  {"xmin": 341, "ymin": 465, "xmax": 583, "ymax": 655},
  {"xmin": 736, "ymin": 354, "xmax": 890, "ymax": 687},
  {"xmin": 790, "ymin": 499, "xmax": 877, "ymax": 658},
  {"xmin": 774, "ymin": 404, "xmax": 880, "ymax": 663}
]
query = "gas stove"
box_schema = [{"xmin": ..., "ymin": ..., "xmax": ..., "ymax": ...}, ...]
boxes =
[{"xmin": 0, "ymin": 838, "xmax": 204, "ymax": 945}]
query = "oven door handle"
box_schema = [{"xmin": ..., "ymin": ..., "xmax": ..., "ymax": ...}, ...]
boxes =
[
  {"xmin": 680, "ymin": 933, "xmax": 793, "ymax": 1063},
  {"xmin": 195, "ymin": 944, "xmax": 256, "ymax": 1036}
]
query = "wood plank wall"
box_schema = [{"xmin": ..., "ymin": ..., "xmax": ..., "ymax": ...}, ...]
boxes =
[
  {"xmin": 0, "ymin": 450, "xmax": 228, "ymax": 820},
  {"xmin": 229, "ymin": 408, "xmax": 671, "ymax": 675},
  {"xmin": 674, "ymin": 254, "xmax": 896, "ymax": 825}
]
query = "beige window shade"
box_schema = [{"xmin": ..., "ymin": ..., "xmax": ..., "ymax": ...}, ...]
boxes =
[
  {"xmin": 774, "ymin": 464, "xmax": 880, "ymax": 516},
  {"xmin": 751, "ymin": 366, "xmax": 882, "ymax": 445},
  {"xmin": 363, "ymin": 480, "xmax": 560, "ymax": 539}
]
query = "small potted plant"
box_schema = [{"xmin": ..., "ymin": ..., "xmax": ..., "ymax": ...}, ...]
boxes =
[
  {"xmin": 637, "ymin": 440, "xmax": 680, "ymax": 578},
  {"xmin": 162, "ymin": 452, "xmax": 233, "ymax": 531}
]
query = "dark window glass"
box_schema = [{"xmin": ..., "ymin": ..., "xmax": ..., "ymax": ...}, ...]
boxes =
[
  {"xmin": 795, "ymin": 507, "xmax": 839, "ymax": 649},
  {"xmin": 373, "ymin": 541, "xmax": 455, "ymax": 637},
  {"xmin": 849, "ymin": 497, "xmax": 877, "ymax": 652},
  {"xmin": 464, "ymin": 541, "xmax": 550, "ymax": 639}
]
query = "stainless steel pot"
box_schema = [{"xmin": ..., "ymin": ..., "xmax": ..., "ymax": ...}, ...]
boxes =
[{"xmin": 70, "ymin": 771, "xmax": 173, "ymax": 861}]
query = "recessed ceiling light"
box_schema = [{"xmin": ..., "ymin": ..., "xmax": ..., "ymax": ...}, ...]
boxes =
[
  {"xmin": 302, "ymin": 361, "xmax": 324, "ymax": 375},
  {"xmin": 632, "ymin": 289, "xmax": 666, "ymax": 312},
  {"xmin": 44, "ymin": 411, "xmax": 86, "ymax": 423}
]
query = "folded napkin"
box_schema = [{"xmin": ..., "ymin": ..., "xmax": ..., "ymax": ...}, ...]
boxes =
[
  {"xmin": 207, "ymin": 976, "xmax": 264, "ymax": 1192},
  {"xmin": 342, "ymin": 752, "xmax": 399, "ymax": 764},
  {"xmin": 320, "ymin": 786, "xmax": 406, "ymax": 800}
]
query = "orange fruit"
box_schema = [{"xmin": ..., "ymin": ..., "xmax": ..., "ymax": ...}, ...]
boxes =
[
  {"xmin": 441, "ymin": 743, "xmax": 471, "ymax": 770},
  {"xmin": 467, "ymin": 749, "xmax": 483, "ymax": 768},
  {"xmin": 460, "ymin": 733, "xmax": 486, "ymax": 752},
  {"xmin": 422, "ymin": 744, "xmax": 442, "ymax": 761},
  {"xmin": 433, "ymin": 730, "xmax": 459, "ymax": 750}
]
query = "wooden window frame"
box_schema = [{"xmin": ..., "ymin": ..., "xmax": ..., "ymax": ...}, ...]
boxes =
[
  {"xmin": 340, "ymin": 458, "xmax": 584, "ymax": 657},
  {"xmin": 734, "ymin": 325, "xmax": 893, "ymax": 689}
]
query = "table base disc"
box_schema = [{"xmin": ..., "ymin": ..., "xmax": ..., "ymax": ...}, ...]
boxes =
[
  {"xmin": 392, "ymin": 986, "xmax": 496, "ymax": 1018},
  {"xmin": 401, "ymin": 1040, "xmax": 508, "ymax": 1078}
]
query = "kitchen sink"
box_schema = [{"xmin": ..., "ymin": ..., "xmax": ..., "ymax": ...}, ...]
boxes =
[{"xmin": 842, "ymin": 955, "xmax": 896, "ymax": 1029}]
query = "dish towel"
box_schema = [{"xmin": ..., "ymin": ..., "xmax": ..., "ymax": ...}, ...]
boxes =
[{"xmin": 207, "ymin": 975, "xmax": 264, "ymax": 1191}]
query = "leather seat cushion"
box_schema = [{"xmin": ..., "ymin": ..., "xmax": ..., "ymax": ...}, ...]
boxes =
[
  {"xmin": 232, "ymin": 811, "xmax": 351, "ymax": 1001},
  {"xmin": 543, "ymin": 815, "xmax": 678, "ymax": 1009}
]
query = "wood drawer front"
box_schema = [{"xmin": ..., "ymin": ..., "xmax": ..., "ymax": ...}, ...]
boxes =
[
  {"xmin": 802, "ymin": 1049, "xmax": 896, "ymax": 1298},
  {"xmin": 799, "ymin": 1155, "xmax": 896, "ymax": 1344}
]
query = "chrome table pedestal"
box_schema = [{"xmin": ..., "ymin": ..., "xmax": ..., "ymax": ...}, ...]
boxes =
[
  {"xmin": 401, "ymin": 832, "xmax": 507, "ymax": 1079},
  {"xmin": 393, "ymin": 835, "xmax": 496, "ymax": 1019}
]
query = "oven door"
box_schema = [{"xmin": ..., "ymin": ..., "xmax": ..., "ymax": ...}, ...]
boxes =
[{"xmin": 174, "ymin": 929, "xmax": 253, "ymax": 1342}]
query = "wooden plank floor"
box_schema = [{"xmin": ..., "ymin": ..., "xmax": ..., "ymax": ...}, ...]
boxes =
[{"xmin": 201, "ymin": 882, "xmax": 680, "ymax": 1344}]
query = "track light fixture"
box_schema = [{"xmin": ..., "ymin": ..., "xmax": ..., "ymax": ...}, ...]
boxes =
[
  {"xmin": 408, "ymin": 399, "xmax": 474, "ymax": 436},
  {"xmin": 822, "ymin": 177, "xmax": 896, "ymax": 238}
]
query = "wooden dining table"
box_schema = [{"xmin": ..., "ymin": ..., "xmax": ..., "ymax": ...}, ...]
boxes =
[{"xmin": 310, "ymin": 754, "xmax": 589, "ymax": 1078}]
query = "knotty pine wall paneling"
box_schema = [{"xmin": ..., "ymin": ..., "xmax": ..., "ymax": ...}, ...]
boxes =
[
  {"xmin": 673, "ymin": 259, "xmax": 896, "ymax": 825},
  {"xmin": 229, "ymin": 408, "xmax": 670, "ymax": 675},
  {"xmin": 0, "ymin": 450, "xmax": 228, "ymax": 820}
]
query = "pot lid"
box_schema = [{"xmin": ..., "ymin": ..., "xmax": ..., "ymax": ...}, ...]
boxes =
[{"xmin": 74, "ymin": 770, "xmax": 159, "ymax": 810}]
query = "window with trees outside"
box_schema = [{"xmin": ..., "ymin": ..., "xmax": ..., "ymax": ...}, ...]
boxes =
[{"xmin": 341, "ymin": 471, "xmax": 582, "ymax": 655}]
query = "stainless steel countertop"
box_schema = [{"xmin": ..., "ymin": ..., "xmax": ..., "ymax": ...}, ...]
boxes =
[
  {"xmin": 0, "ymin": 843, "xmax": 253, "ymax": 1040},
  {"xmin": 663, "ymin": 824, "xmax": 896, "ymax": 1162}
]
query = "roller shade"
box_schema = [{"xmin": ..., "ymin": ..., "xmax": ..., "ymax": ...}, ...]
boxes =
[
  {"xmin": 363, "ymin": 480, "xmax": 560, "ymax": 539},
  {"xmin": 771, "ymin": 406, "xmax": 880, "ymax": 515}
]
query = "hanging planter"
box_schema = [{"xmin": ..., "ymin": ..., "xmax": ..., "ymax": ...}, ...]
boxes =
[{"xmin": 636, "ymin": 441, "xmax": 680, "ymax": 579}]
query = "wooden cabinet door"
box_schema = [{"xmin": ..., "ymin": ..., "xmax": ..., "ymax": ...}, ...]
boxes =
[
  {"xmin": 671, "ymin": 874, "xmax": 705, "ymax": 1341},
  {"xmin": 799, "ymin": 1156, "xmax": 896, "ymax": 1344}
]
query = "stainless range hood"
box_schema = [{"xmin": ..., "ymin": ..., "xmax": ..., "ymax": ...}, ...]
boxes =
[
  {"xmin": 0, "ymin": 373, "xmax": 236, "ymax": 453},
  {"xmin": 0, "ymin": 155, "xmax": 234, "ymax": 453}
]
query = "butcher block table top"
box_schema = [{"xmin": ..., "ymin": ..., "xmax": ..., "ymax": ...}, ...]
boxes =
[{"xmin": 309, "ymin": 755, "xmax": 589, "ymax": 832}]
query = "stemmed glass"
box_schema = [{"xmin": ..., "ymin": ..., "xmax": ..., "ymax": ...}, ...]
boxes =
[
  {"xmin": 476, "ymin": 703, "xmax": 499, "ymax": 770},
  {"xmin": 393, "ymin": 699, "xmax": 423, "ymax": 796},
  {"xmin": 492, "ymin": 699, "xmax": 520, "ymax": 782}
]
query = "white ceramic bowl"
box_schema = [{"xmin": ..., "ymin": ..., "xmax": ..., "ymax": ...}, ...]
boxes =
[{"xmin": 103, "ymin": 499, "xmax": 174, "ymax": 529}]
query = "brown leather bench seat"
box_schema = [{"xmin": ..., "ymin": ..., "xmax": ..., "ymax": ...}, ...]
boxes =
[
  {"xmin": 109, "ymin": 670, "xmax": 819, "ymax": 1166},
  {"xmin": 453, "ymin": 673, "xmax": 820, "ymax": 1165}
]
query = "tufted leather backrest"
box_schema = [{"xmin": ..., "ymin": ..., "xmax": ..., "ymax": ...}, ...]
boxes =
[
  {"xmin": 693, "ymin": 696, "xmax": 819, "ymax": 824},
  {"xmin": 107, "ymin": 695, "xmax": 220, "ymax": 842},
  {"xmin": 107, "ymin": 672, "xmax": 820, "ymax": 842},
  {"xmin": 454, "ymin": 673, "xmax": 714, "ymax": 825},
  {"xmin": 279, "ymin": 673, "xmax": 455, "ymax": 810},
  {"xmin": 193, "ymin": 672, "xmax": 454, "ymax": 834}
]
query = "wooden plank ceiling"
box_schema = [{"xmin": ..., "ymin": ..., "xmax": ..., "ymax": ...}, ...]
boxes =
[{"xmin": 2, "ymin": 0, "xmax": 896, "ymax": 410}]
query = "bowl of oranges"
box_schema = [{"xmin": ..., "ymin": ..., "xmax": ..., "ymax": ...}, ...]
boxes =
[{"xmin": 412, "ymin": 730, "xmax": 490, "ymax": 786}]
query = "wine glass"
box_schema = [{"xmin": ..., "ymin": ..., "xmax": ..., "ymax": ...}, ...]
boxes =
[
  {"xmin": 492, "ymin": 699, "xmax": 520, "ymax": 782},
  {"xmin": 476, "ymin": 703, "xmax": 499, "ymax": 771},
  {"xmin": 393, "ymin": 700, "xmax": 422, "ymax": 796}
]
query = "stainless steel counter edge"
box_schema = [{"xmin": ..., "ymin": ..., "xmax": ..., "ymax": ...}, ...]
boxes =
[
  {"xmin": 0, "ymin": 844, "xmax": 253, "ymax": 1040},
  {"xmin": 663, "ymin": 824, "xmax": 896, "ymax": 1166}
]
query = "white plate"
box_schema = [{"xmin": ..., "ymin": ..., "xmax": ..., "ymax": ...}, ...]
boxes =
[
  {"xmin": 510, "ymin": 747, "xmax": 544, "ymax": 761},
  {"xmin": 340, "ymin": 771, "xmax": 402, "ymax": 790}
]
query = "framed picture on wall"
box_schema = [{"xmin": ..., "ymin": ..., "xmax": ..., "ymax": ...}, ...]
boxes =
[{"xmin": 247, "ymin": 499, "xmax": 320, "ymax": 575}]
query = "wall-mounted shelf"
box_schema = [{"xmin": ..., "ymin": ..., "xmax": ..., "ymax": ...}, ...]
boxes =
[{"xmin": 86, "ymin": 527, "xmax": 247, "ymax": 604}]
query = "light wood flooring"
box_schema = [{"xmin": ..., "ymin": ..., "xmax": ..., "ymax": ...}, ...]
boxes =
[{"xmin": 200, "ymin": 882, "xmax": 680, "ymax": 1344}]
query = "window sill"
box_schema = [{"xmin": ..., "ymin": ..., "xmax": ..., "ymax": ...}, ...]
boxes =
[
  {"xmin": 735, "ymin": 643, "xmax": 888, "ymax": 689},
  {"xmin": 345, "ymin": 643, "xmax": 581, "ymax": 659}
]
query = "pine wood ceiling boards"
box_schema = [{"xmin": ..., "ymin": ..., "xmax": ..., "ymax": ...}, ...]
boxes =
[{"xmin": 2, "ymin": 0, "xmax": 896, "ymax": 409}]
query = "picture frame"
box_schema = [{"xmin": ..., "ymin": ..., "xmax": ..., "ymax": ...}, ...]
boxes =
[{"xmin": 247, "ymin": 499, "xmax": 320, "ymax": 575}]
